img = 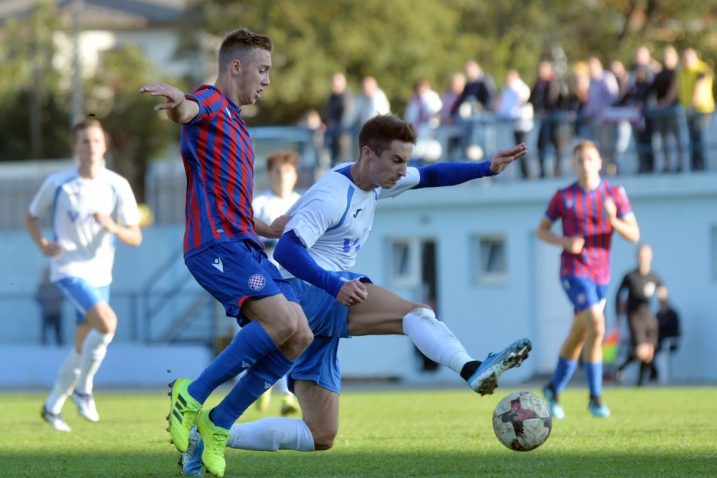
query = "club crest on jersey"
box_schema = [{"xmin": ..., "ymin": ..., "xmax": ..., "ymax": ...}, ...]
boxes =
[
  {"xmin": 564, "ymin": 198, "xmax": 574, "ymax": 209},
  {"xmin": 248, "ymin": 274, "xmax": 266, "ymax": 291}
]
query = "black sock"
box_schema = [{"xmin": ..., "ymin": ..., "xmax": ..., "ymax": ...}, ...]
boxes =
[{"xmin": 460, "ymin": 360, "xmax": 482, "ymax": 381}]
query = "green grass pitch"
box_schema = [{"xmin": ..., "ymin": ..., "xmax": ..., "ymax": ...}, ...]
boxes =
[{"xmin": 2, "ymin": 386, "xmax": 716, "ymax": 477}]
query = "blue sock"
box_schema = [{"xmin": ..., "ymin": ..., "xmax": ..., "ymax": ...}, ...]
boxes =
[
  {"xmin": 209, "ymin": 349, "xmax": 294, "ymax": 430},
  {"xmin": 187, "ymin": 321, "xmax": 277, "ymax": 404},
  {"xmin": 584, "ymin": 361, "xmax": 603, "ymax": 398},
  {"xmin": 550, "ymin": 357, "xmax": 578, "ymax": 393}
]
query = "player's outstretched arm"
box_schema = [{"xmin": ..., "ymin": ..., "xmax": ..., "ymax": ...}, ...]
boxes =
[{"xmin": 139, "ymin": 82, "xmax": 199, "ymax": 124}]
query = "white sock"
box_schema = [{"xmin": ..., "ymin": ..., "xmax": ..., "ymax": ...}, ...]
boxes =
[
  {"xmin": 272, "ymin": 375, "xmax": 290, "ymax": 395},
  {"xmin": 46, "ymin": 351, "xmax": 81, "ymax": 414},
  {"xmin": 402, "ymin": 308, "xmax": 473, "ymax": 374},
  {"xmin": 228, "ymin": 418, "xmax": 315, "ymax": 452},
  {"xmin": 75, "ymin": 330, "xmax": 113, "ymax": 395}
]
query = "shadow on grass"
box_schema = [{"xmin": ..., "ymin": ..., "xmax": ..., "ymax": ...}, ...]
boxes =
[{"xmin": 3, "ymin": 449, "xmax": 716, "ymax": 478}]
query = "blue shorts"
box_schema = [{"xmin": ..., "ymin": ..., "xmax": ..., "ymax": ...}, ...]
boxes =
[
  {"xmin": 287, "ymin": 271, "xmax": 371, "ymax": 394},
  {"xmin": 55, "ymin": 277, "xmax": 110, "ymax": 325},
  {"xmin": 560, "ymin": 276, "xmax": 608, "ymax": 314},
  {"xmin": 185, "ymin": 240, "xmax": 298, "ymax": 324}
]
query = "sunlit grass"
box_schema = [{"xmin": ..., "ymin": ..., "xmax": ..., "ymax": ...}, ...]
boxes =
[{"xmin": 2, "ymin": 386, "xmax": 715, "ymax": 477}]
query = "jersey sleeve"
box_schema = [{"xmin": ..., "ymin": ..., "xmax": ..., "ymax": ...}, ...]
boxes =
[
  {"xmin": 284, "ymin": 186, "xmax": 347, "ymax": 249},
  {"xmin": 185, "ymin": 87, "xmax": 224, "ymax": 125},
  {"xmin": 612, "ymin": 184, "xmax": 632, "ymax": 218},
  {"xmin": 544, "ymin": 190, "xmax": 562, "ymax": 222},
  {"xmin": 114, "ymin": 177, "xmax": 141, "ymax": 226},
  {"xmin": 378, "ymin": 167, "xmax": 421, "ymax": 199},
  {"xmin": 28, "ymin": 175, "xmax": 59, "ymax": 218}
]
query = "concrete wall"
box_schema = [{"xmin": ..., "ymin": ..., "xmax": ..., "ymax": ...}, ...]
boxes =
[{"xmin": 1, "ymin": 173, "xmax": 715, "ymax": 387}]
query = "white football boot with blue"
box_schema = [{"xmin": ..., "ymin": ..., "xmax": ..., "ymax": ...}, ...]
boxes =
[
  {"xmin": 72, "ymin": 390, "xmax": 100, "ymax": 422},
  {"xmin": 179, "ymin": 426, "xmax": 204, "ymax": 477},
  {"xmin": 467, "ymin": 338, "xmax": 532, "ymax": 395},
  {"xmin": 41, "ymin": 406, "xmax": 72, "ymax": 432}
]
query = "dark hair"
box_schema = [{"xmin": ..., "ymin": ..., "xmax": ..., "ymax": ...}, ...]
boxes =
[
  {"xmin": 70, "ymin": 117, "xmax": 106, "ymax": 143},
  {"xmin": 358, "ymin": 114, "xmax": 417, "ymax": 157},
  {"xmin": 266, "ymin": 149, "xmax": 299, "ymax": 171},
  {"xmin": 218, "ymin": 28, "xmax": 272, "ymax": 71}
]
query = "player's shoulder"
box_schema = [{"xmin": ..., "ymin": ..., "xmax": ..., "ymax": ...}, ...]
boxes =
[
  {"xmin": 602, "ymin": 179, "xmax": 628, "ymax": 197},
  {"xmin": 43, "ymin": 168, "xmax": 78, "ymax": 188},
  {"xmin": 100, "ymin": 168, "xmax": 133, "ymax": 190}
]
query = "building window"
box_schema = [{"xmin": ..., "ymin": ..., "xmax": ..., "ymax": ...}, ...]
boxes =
[{"xmin": 475, "ymin": 235, "xmax": 507, "ymax": 284}]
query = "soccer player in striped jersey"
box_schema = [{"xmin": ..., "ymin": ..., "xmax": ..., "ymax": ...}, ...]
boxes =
[
  {"xmin": 537, "ymin": 140, "xmax": 640, "ymax": 419},
  {"xmin": 140, "ymin": 28, "xmax": 312, "ymax": 478},
  {"xmin": 27, "ymin": 118, "xmax": 142, "ymax": 431},
  {"xmin": 179, "ymin": 114, "xmax": 532, "ymax": 474}
]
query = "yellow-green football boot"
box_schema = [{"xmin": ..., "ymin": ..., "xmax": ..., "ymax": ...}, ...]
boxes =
[
  {"xmin": 197, "ymin": 409, "xmax": 231, "ymax": 478},
  {"xmin": 167, "ymin": 379, "xmax": 202, "ymax": 452}
]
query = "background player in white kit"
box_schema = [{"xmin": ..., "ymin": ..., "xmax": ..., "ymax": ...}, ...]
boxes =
[
  {"xmin": 26, "ymin": 118, "xmax": 142, "ymax": 432},
  {"xmin": 180, "ymin": 114, "xmax": 530, "ymax": 473},
  {"xmin": 251, "ymin": 150, "xmax": 302, "ymax": 416}
]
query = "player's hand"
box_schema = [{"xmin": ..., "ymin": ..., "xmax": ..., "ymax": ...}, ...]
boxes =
[
  {"xmin": 39, "ymin": 239, "xmax": 62, "ymax": 257},
  {"xmin": 603, "ymin": 197, "xmax": 617, "ymax": 222},
  {"xmin": 269, "ymin": 215, "xmax": 291, "ymax": 238},
  {"xmin": 562, "ymin": 236, "xmax": 585, "ymax": 254},
  {"xmin": 93, "ymin": 213, "xmax": 118, "ymax": 234},
  {"xmin": 337, "ymin": 279, "xmax": 368, "ymax": 307},
  {"xmin": 490, "ymin": 143, "xmax": 528, "ymax": 174},
  {"xmin": 139, "ymin": 82, "xmax": 186, "ymax": 111}
]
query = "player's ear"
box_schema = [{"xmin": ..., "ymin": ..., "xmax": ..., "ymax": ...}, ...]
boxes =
[{"xmin": 360, "ymin": 145, "xmax": 373, "ymax": 161}]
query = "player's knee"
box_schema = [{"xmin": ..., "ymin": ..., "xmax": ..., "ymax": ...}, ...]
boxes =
[{"xmin": 312, "ymin": 430, "xmax": 337, "ymax": 451}]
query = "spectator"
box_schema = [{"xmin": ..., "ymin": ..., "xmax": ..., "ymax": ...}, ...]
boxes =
[
  {"xmin": 323, "ymin": 72, "xmax": 354, "ymax": 165},
  {"xmin": 344, "ymin": 75, "xmax": 391, "ymax": 134},
  {"xmin": 449, "ymin": 60, "xmax": 496, "ymax": 116},
  {"xmin": 35, "ymin": 266, "xmax": 64, "ymax": 346},
  {"xmin": 677, "ymin": 48, "xmax": 714, "ymax": 171},
  {"xmin": 530, "ymin": 61, "xmax": 566, "ymax": 178},
  {"xmin": 654, "ymin": 298, "xmax": 681, "ymax": 383},
  {"xmin": 620, "ymin": 65, "xmax": 655, "ymax": 173},
  {"xmin": 651, "ymin": 46, "xmax": 684, "ymax": 173},
  {"xmin": 584, "ymin": 57, "xmax": 620, "ymax": 174},
  {"xmin": 299, "ymin": 109, "xmax": 329, "ymax": 179},
  {"xmin": 404, "ymin": 79, "xmax": 443, "ymax": 162},
  {"xmin": 440, "ymin": 72, "xmax": 466, "ymax": 124},
  {"xmin": 496, "ymin": 69, "xmax": 533, "ymax": 178}
]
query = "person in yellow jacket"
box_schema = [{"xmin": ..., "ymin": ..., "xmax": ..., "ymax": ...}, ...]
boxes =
[{"xmin": 677, "ymin": 48, "xmax": 714, "ymax": 171}]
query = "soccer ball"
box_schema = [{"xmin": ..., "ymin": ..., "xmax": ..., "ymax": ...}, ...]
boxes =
[{"xmin": 492, "ymin": 391, "xmax": 552, "ymax": 452}]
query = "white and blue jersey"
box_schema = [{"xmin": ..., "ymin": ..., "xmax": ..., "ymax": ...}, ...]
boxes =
[
  {"xmin": 28, "ymin": 166, "xmax": 140, "ymax": 287},
  {"xmin": 282, "ymin": 163, "xmax": 420, "ymax": 277}
]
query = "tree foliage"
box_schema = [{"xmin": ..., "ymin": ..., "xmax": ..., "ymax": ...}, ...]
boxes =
[
  {"xmin": 0, "ymin": 1, "xmax": 182, "ymax": 203},
  {"xmin": 176, "ymin": 0, "xmax": 717, "ymax": 124}
]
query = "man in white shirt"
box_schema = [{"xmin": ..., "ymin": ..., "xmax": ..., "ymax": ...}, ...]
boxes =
[
  {"xmin": 27, "ymin": 118, "xmax": 142, "ymax": 432},
  {"xmin": 251, "ymin": 150, "xmax": 302, "ymax": 416}
]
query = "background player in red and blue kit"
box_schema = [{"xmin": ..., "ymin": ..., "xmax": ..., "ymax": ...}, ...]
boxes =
[
  {"xmin": 537, "ymin": 140, "xmax": 640, "ymax": 419},
  {"xmin": 140, "ymin": 28, "xmax": 312, "ymax": 477}
]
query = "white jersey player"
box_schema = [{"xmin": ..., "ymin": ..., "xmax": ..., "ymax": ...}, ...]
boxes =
[
  {"xmin": 26, "ymin": 118, "xmax": 142, "ymax": 432},
  {"xmin": 180, "ymin": 114, "xmax": 532, "ymax": 474},
  {"xmin": 250, "ymin": 150, "xmax": 303, "ymax": 417}
]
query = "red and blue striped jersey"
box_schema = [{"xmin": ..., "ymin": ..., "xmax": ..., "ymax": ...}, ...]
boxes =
[
  {"xmin": 180, "ymin": 85, "xmax": 260, "ymax": 257},
  {"xmin": 544, "ymin": 180, "xmax": 632, "ymax": 285}
]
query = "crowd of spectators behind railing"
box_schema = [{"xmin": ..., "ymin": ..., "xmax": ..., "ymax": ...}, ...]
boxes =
[{"xmin": 300, "ymin": 45, "xmax": 715, "ymax": 180}]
